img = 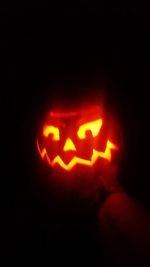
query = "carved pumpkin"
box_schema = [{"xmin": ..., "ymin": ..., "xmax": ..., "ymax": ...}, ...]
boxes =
[{"xmin": 36, "ymin": 106, "xmax": 120, "ymax": 175}]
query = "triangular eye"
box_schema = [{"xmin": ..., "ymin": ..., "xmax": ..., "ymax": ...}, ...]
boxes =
[
  {"xmin": 77, "ymin": 119, "xmax": 103, "ymax": 139},
  {"xmin": 43, "ymin": 125, "xmax": 60, "ymax": 141}
]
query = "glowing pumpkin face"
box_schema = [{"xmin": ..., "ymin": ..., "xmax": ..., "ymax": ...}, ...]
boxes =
[{"xmin": 36, "ymin": 106, "xmax": 119, "ymax": 173}]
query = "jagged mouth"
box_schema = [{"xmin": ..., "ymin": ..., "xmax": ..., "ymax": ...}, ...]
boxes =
[{"xmin": 37, "ymin": 139, "xmax": 118, "ymax": 171}]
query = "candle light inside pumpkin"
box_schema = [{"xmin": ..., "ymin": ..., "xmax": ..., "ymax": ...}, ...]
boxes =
[{"xmin": 36, "ymin": 106, "xmax": 119, "ymax": 172}]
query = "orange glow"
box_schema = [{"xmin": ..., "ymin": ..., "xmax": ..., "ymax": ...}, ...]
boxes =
[
  {"xmin": 49, "ymin": 106, "xmax": 101, "ymax": 118},
  {"xmin": 77, "ymin": 119, "xmax": 103, "ymax": 139},
  {"xmin": 97, "ymin": 140, "xmax": 118, "ymax": 161},
  {"xmin": 37, "ymin": 139, "xmax": 118, "ymax": 171},
  {"xmin": 43, "ymin": 125, "xmax": 60, "ymax": 140},
  {"xmin": 63, "ymin": 138, "xmax": 76, "ymax": 151}
]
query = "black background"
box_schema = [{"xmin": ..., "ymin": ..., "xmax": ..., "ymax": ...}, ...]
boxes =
[{"xmin": 1, "ymin": 1, "xmax": 150, "ymax": 266}]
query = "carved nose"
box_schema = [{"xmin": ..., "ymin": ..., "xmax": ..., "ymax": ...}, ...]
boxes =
[{"xmin": 63, "ymin": 138, "xmax": 76, "ymax": 152}]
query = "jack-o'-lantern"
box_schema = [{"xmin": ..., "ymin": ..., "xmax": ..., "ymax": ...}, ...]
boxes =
[{"xmin": 36, "ymin": 105, "xmax": 120, "ymax": 178}]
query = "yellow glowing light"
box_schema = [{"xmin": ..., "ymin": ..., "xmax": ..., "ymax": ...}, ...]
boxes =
[
  {"xmin": 77, "ymin": 119, "xmax": 103, "ymax": 139},
  {"xmin": 43, "ymin": 125, "xmax": 60, "ymax": 140},
  {"xmin": 37, "ymin": 139, "xmax": 118, "ymax": 171},
  {"xmin": 63, "ymin": 138, "xmax": 76, "ymax": 151}
]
